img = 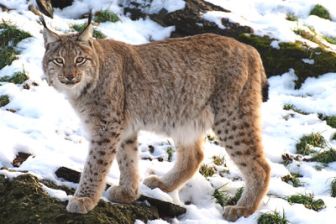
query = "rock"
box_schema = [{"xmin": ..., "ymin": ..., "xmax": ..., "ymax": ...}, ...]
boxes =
[
  {"xmin": 0, "ymin": 174, "xmax": 159, "ymax": 224},
  {"xmin": 138, "ymin": 195, "xmax": 187, "ymax": 218},
  {"xmin": 12, "ymin": 152, "xmax": 31, "ymax": 167},
  {"xmin": 55, "ymin": 166, "xmax": 81, "ymax": 183},
  {"xmin": 125, "ymin": 0, "xmax": 336, "ymax": 87},
  {"xmin": 35, "ymin": 0, "xmax": 53, "ymax": 18},
  {"xmin": 54, "ymin": 166, "xmax": 186, "ymax": 218},
  {"xmin": 35, "ymin": 0, "xmax": 74, "ymax": 18},
  {"xmin": 51, "ymin": 0, "xmax": 74, "ymax": 9}
]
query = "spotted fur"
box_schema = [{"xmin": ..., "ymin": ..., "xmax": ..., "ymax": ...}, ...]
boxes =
[{"xmin": 42, "ymin": 18, "xmax": 270, "ymax": 221}]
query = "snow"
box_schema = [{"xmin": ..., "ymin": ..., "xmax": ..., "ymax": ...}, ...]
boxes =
[
  {"xmin": 1, "ymin": 0, "xmax": 336, "ymax": 224},
  {"xmin": 204, "ymin": 0, "xmax": 336, "ymax": 50}
]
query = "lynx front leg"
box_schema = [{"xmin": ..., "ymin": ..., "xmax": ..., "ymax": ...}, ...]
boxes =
[
  {"xmin": 144, "ymin": 137, "xmax": 204, "ymax": 192},
  {"xmin": 107, "ymin": 135, "xmax": 140, "ymax": 203},
  {"xmin": 66, "ymin": 133, "xmax": 119, "ymax": 214}
]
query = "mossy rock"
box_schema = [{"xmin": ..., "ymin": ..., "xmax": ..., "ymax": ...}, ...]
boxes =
[
  {"xmin": 129, "ymin": 0, "xmax": 336, "ymax": 87},
  {"xmin": 309, "ymin": 4, "xmax": 331, "ymax": 20},
  {"xmin": 0, "ymin": 174, "xmax": 159, "ymax": 224},
  {"xmin": 238, "ymin": 34, "xmax": 336, "ymax": 87}
]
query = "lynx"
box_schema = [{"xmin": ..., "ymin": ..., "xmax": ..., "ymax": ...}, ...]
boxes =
[{"xmin": 41, "ymin": 15, "xmax": 270, "ymax": 221}]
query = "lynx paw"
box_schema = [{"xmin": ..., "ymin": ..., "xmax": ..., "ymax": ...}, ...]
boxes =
[
  {"xmin": 223, "ymin": 205, "xmax": 254, "ymax": 222},
  {"xmin": 143, "ymin": 175, "xmax": 171, "ymax": 192},
  {"xmin": 107, "ymin": 185, "xmax": 139, "ymax": 203},
  {"xmin": 66, "ymin": 196, "xmax": 95, "ymax": 214}
]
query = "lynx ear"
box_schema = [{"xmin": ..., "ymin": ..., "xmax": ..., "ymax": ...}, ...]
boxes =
[
  {"xmin": 78, "ymin": 12, "xmax": 93, "ymax": 42},
  {"xmin": 40, "ymin": 16, "xmax": 60, "ymax": 46}
]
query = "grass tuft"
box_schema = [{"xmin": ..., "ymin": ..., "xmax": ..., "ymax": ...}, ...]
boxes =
[
  {"xmin": 331, "ymin": 178, "xmax": 336, "ymax": 197},
  {"xmin": 213, "ymin": 188, "xmax": 229, "ymax": 206},
  {"xmin": 258, "ymin": 211, "xmax": 288, "ymax": 224},
  {"xmin": 199, "ymin": 164, "xmax": 215, "ymax": 177},
  {"xmin": 0, "ymin": 21, "xmax": 31, "ymax": 69},
  {"xmin": 95, "ymin": 10, "xmax": 119, "ymax": 23},
  {"xmin": 166, "ymin": 147, "xmax": 174, "ymax": 162},
  {"xmin": 281, "ymin": 173, "xmax": 303, "ymax": 187},
  {"xmin": 311, "ymin": 148, "xmax": 336, "ymax": 163},
  {"xmin": 293, "ymin": 28, "xmax": 324, "ymax": 46},
  {"xmin": 0, "ymin": 95, "xmax": 10, "ymax": 107},
  {"xmin": 296, "ymin": 133, "xmax": 326, "ymax": 155},
  {"xmin": 71, "ymin": 24, "xmax": 106, "ymax": 39},
  {"xmin": 0, "ymin": 71, "xmax": 28, "ymax": 84},
  {"xmin": 283, "ymin": 104, "xmax": 307, "ymax": 115},
  {"xmin": 309, "ymin": 4, "xmax": 331, "ymax": 20},
  {"xmin": 212, "ymin": 155, "xmax": 225, "ymax": 166},
  {"xmin": 286, "ymin": 12, "xmax": 298, "ymax": 22},
  {"xmin": 287, "ymin": 194, "xmax": 326, "ymax": 211},
  {"xmin": 324, "ymin": 36, "xmax": 336, "ymax": 45},
  {"xmin": 319, "ymin": 114, "xmax": 336, "ymax": 128},
  {"xmin": 325, "ymin": 116, "xmax": 336, "ymax": 128},
  {"xmin": 212, "ymin": 187, "xmax": 243, "ymax": 207}
]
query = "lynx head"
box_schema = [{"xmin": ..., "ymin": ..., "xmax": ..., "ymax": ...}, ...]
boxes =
[{"xmin": 41, "ymin": 14, "xmax": 99, "ymax": 98}]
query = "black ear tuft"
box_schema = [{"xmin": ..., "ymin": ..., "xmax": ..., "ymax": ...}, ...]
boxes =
[
  {"xmin": 77, "ymin": 10, "xmax": 94, "ymax": 41},
  {"xmin": 40, "ymin": 15, "xmax": 47, "ymax": 28},
  {"xmin": 88, "ymin": 10, "xmax": 93, "ymax": 25}
]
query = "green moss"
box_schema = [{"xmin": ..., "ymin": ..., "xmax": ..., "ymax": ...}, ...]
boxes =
[
  {"xmin": 0, "ymin": 21, "xmax": 31, "ymax": 47},
  {"xmin": 0, "ymin": 174, "xmax": 159, "ymax": 224},
  {"xmin": 0, "ymin": 21, "xmax": 31, "ymax": 69},
  {"xmin": 0, "ymin": 71, "xmax": 28, "ymax": 84},
  {"xmin": 296, "ymin": 133, "xmax": 326, "ymax": 155},
  {"xmin": 287, "ymin": 194, "xmax": 326, "ymax": 211},
  {"xmin": 332, "ymin": 133, "xmax": 336, "ymax": 141},
  {"xmin": 283, "ymin": 104, "xmax": 307, "ymax": 115},
  {"xmin": 0, "ymin": 95, "xmax": 10, "ymax": 107},
  {"xmin": 311, "ymin": 148, "xmax": 336, "ymax": 163},
  {"xmin": 0, "ymin": 47, "xmax": 17, "ymax": 69},
  {"xmin": 309, "ymin": 4, "xmax": 331, "ymax": 20},
  {"xmin": 71, "ymin": 24, "xmax": 106, "ymax": 39},
  {"xmin": 331, "ymin": 178, "xmax": 336, "ymax": 197},
  {"xmin": 237, "ymin": 34, "xmax": 336, "ymax": 88},
  {"xmin": 199, "ymin": 164, "xmax": 215, "ymax": 177},
  {"xmin": 281, "ymin": 173, "xmax": 303, "ymax": 187},
  {"xmin": 286, "ymin": 12, "xmax": 298, "ymax": 21},
  {"xmin": 212, "ymin": 187, "xmax": 243, "ymax": 207},
  {"xmin": 212, "ymin": 155, "xmax": 225, "ymax": 166},
  {"xmin": 325, "ymin": 116, "xmax": 336, "ymax": 128},
  {"xmin": 258, "ymin": 211, "xmax": 288, "ymax": 224},
  {"xmin": 324, "ymin": 36, "xmax": 336, "ymax": 45},
  {"xmin": 95, "ymin": 10, "xmax": 119, "ymax": 23}
]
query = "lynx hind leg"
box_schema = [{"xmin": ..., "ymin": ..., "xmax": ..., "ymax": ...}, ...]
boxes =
[
  {"xmin": 213, "ymin": 103, "xmax": 270, "ymax": 221},
  {"xmin": 107, "ymin": 135, "xmax": 140, "ymax": 203},
  {"xmin": 144, "ymin": 137, "xmax": 204, "ymax": 192}
]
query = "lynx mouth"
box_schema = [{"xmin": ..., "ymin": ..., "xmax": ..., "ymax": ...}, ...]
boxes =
[{"xmin": 61, "ymin": 80, "xmax": 80, "ymax": 85}]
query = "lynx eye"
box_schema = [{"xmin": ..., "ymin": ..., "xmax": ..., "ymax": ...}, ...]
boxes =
[
  {"xmin": 75, "ymin": 57, "xmax": 86, "ymax": 65},
  {"xmin": 53, "ymin": 58, "xmax": 64, "ymax": 65}
]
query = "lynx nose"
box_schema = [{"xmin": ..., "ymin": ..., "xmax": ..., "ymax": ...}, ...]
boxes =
[{"xmin": 65, "ymin": 74, "xmax": 75, "ymax": 81}]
